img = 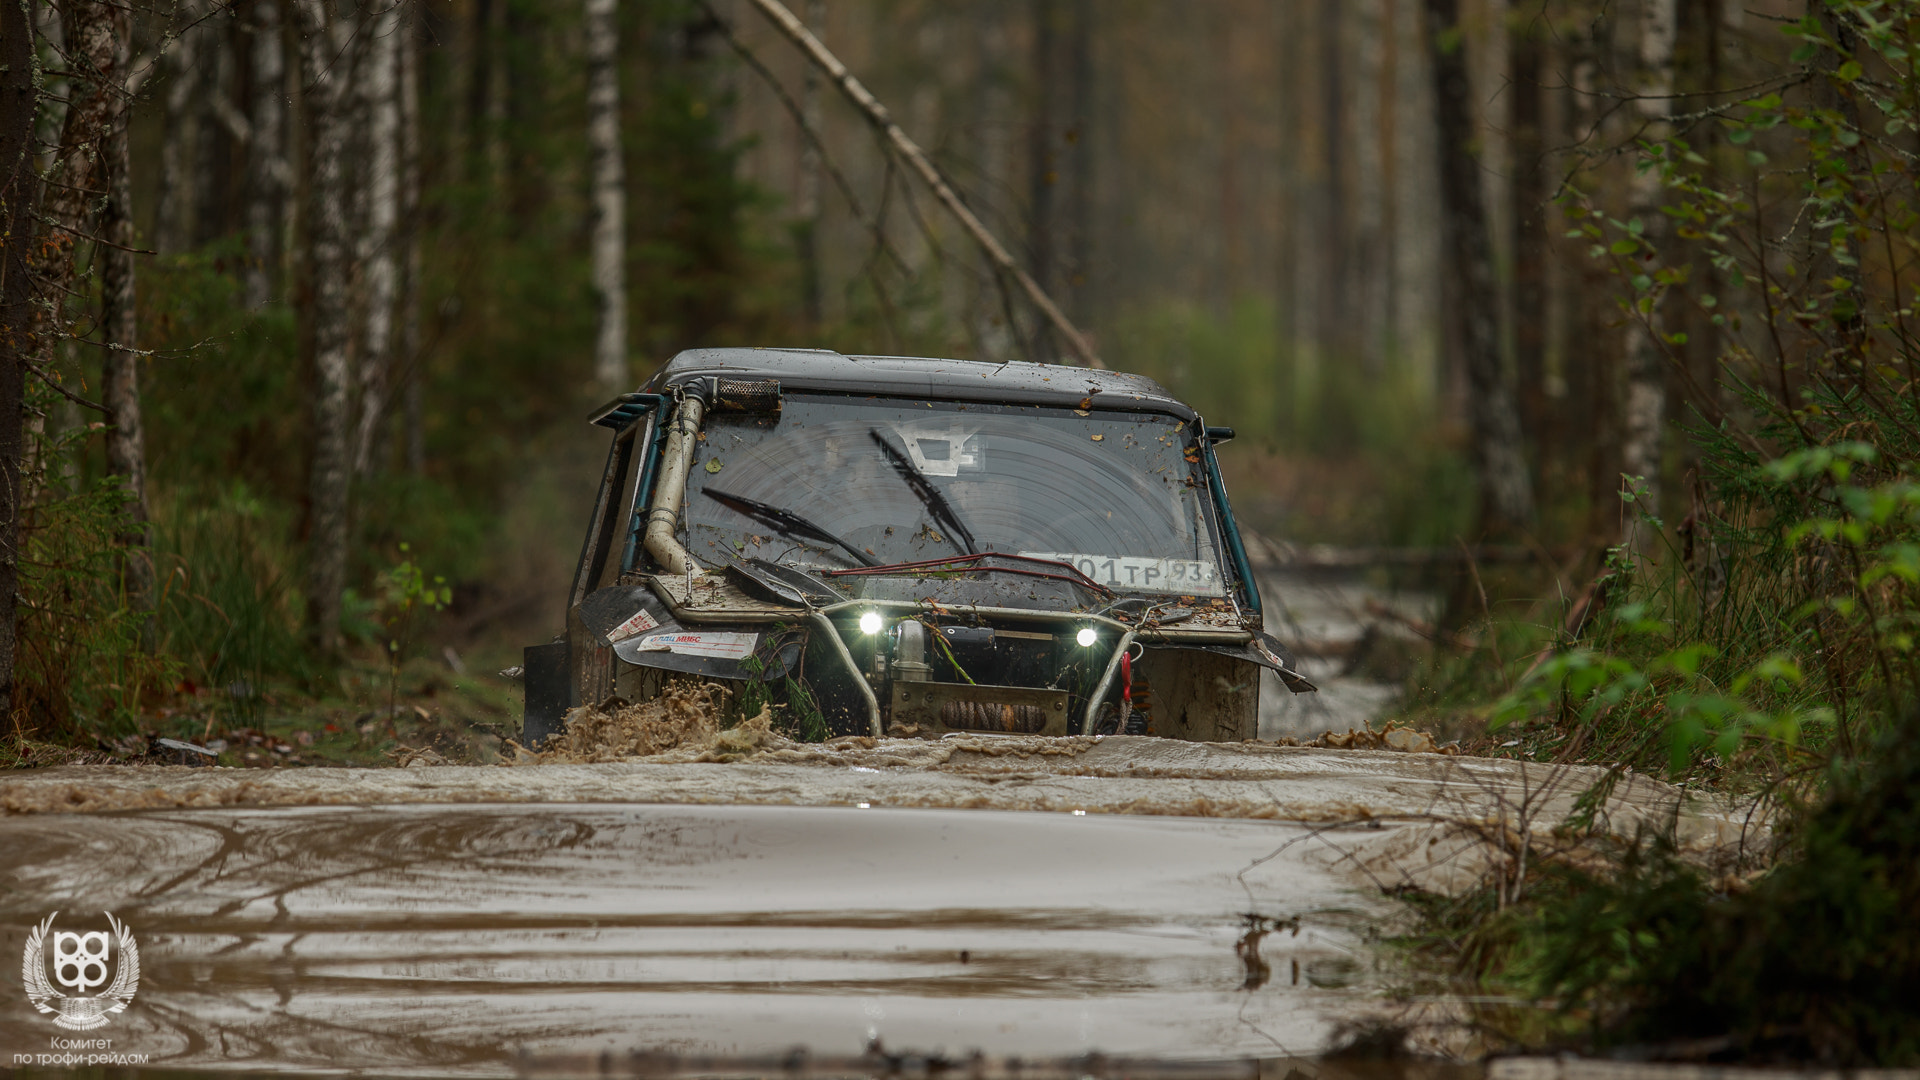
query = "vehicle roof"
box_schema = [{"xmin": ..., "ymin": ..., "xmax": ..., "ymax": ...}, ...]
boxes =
[{"xmin": 635, "ymin": 347, "xmax": 1197, "ymax": 419}]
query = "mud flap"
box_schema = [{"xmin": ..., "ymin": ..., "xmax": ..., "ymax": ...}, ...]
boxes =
[
  {"xmin": 522, "ymin": 640, "xmax": 571, "ymax": 747},
  {"xmin": 1145, "ymin": 631, "xmax": 1317, "ymax": 693}
]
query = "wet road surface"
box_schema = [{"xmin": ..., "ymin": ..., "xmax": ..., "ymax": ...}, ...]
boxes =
[{"xmin": 0, "ymin": 803, "xmax": 1397, "ymax": 1074}]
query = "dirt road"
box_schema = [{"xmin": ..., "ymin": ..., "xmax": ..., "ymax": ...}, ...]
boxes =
[{"xmin": 0, "ymin": 734, "xmax": 1761, "ymax": 1072}]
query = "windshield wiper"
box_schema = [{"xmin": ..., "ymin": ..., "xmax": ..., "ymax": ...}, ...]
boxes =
[
  {"xmin": 702, "ymin": 488, "xmax": 878, "ymax": 567},
  {"xmin": 868, "ymin": 429, "xmax": 979, "ymax": 555}
]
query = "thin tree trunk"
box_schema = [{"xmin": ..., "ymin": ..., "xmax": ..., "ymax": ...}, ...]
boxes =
[
  {"xmin": 196, "ymin": 22, "xmax": 237, "ymax": 247},
  {"xmin": 30, "ymin": 3, "xmax": 116, "ymax": 374},
  {"xmin": 1620, "ymin": 0, "xmax": 1676, "ymax": 539},
  {"xmin": 155, "ymin": 0, "xmax": 206, "ymax": 256},
  {"xmin": 296, "ymin": 0, "xmax": 357, "ymax": 651},
  {"xmin": 32, "ymin": 4, "xmax": 68, "ymax": 177},
  {"xmin": 484, "ymin": 0, "xmax": 508, "ymax": 198},
  {"xmin": 246, "ymin": 0, "xmax": 286, "ymax": 308},
  {"xmin": 793, "ymin": 0, "xmax": 825, "ymax": 328},
  {"xmin": 0, "ymin": 0, "xmax": 41, "ymax": 719},
  {"xmin": 1425, "ymin": 0, "xmax": 1534, "ymax": 533},
  {"xmin": 1026, "ymin": 0, "xmax": 1057, "ymax": 359},
  {"xmin": 1319, "ymin": 0, "xmax": 1353, "ymax": 365},
  {"xmin": 400, "ymin": 3, "xmax": 425, "ymax": 475},
  {"xmin": 354, "ymin": 0, "xmax": 403, "ymax": 476},
  {"xmin": 100, "ymin": 4, "xmax": 151, "ymax": 633},
  {"xmin": 587, "ymin": 0, "xmax": 628, "ymax": 390},
  {"xmin": 1508, "ymin": 0, "xmax": 1548, "ymax": 462},
  {"xmin": 747, "ymin": 0, "xmax": 1100, "ymax": 367},
  {"xmin": 1065, "ymin": 0, "xmax": 1091, "ymax": 321}
]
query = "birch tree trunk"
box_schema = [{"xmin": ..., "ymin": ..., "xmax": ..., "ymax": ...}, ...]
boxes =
[
  {"xmin": 399, "ymin": 4, "xmax": 425, "ymax": 474},
  {"xmin": 296, "ymin": 0, "xmax": 358, "ymax": 651},
  {"xmin": 245, "ymin": 0, "xmax": 287, "ymax": 309},
  {"xmin": 354, "ymin": 0, "xmax": 403, "ymax": 475},
  {"xmin": 1620, "ymin": 0, "xmax": 1677, "ymax": 537},
  {"xmin": 1425, "ymin": 0, "xmax": 1534, "ymax": 533},
  {"xmin": 154, "ymin": 0, "xmax": 205, "ymax": 256},
  {"xmin": 29, "ymin": 2, "xmax": 116, "ymax": 374},
  {"xmin": 100, "ymin": 3, "xmax": 152, "ymax": 629},
  {"xmin": 793, "ymin": 0, "xmax": 825, "ymax": 328},
  {"xmin": 586, "ymin": 0, "xmax": 628, "ymax": 390},
  {"xmin": 0, "ymin": 0, "xmax": 40, "ymax": 716}
]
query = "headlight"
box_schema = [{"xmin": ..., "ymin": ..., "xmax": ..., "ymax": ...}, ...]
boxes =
[
  {"xmin": 1075, "ymin": 627, "xmax": 1097, "ymax": 647},
  {"xmin": 858, "ymin": 611, "xmax": 884, "ymax": 635}
]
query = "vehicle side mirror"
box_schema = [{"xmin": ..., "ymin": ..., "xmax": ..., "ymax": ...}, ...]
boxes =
[{"xmin": 1204, "ymin": 425, "xmax": 1235, "ymax": 445}]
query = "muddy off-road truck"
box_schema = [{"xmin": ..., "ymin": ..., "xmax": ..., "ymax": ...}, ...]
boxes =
[{"xmin": 522, "ymin": 348, "xmax": 1314, "ymax": 745}]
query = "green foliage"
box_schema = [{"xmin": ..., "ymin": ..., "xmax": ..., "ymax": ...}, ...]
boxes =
[
  {"xmin": 13, "ymin": 393, "xmax": 172, "ymax": 740},
  {"xmin": 1106, "ymin": 296, "xmax": 1439, "ymax": 457},
  {"xmin": 1490, "ymin": 0, "xmax": 1920, "ymax": 777},
  {"xmin": 1108, "ymin": 296, "xmax": 1473, "ymax": 546},
  {"xmin": 1410, "ymin": 3, "xmax": 1920, "ymax": 1060},
  {"xmin": 152, "ymin": 482, "xmax": 313, "ymax": 726},
  {"xmin": 360, "ymin": 542, "xmax": 453, "ymax": 720},
  {"xmin": 1524, "ymin": 710, "xmax": 1920, "ymax": 1065}
]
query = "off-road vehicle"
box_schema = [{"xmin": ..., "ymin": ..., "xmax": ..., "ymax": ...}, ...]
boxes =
[{"xmin": 522, "ymin": 348, "xmax": 1312, "ymax": 743}]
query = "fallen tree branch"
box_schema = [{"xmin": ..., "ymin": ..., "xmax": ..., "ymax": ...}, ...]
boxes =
[{"xmin": 743, "ymin": 0, "xmax": 1101, "ymax": 368}]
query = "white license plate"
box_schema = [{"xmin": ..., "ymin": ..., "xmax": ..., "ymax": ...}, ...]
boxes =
[{"xmin": 1018, "ymin": 553, "xmax": 1222, "ymax": 595}]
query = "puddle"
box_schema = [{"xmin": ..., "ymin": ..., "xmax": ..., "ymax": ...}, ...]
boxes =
[{"xmin": 0, "ymin": 803, "xmax": 1407, "ymax": 1075}]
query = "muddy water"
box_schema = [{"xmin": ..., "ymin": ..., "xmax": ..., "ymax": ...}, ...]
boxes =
[
  {"xmin": 0, "ymin": 803, "xmax": 1398, "ymax": 1075},
  {"xmin": 1257, "ymin": 566, "xmax": 1436, "ymax": 741}
]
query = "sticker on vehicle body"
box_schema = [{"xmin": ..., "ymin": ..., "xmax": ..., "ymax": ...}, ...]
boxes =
[
  {"xmin": 604, "ymin": 607, "xmax": 660, "ymax": 644},
  {"xmin": 1019, "ymin": 552, "xmax": 1223, "ymax": 595},
  {"xmin": 626, "ymin": 631, "xmax": 760, "ymax": 660}
]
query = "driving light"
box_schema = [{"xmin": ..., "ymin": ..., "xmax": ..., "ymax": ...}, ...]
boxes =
[
  {"xmin": 858, "ymin": 611, "xmax": 884, "ymax": 635},
  {"xmin": 1075, "ymin": 627, "xmax": 1097, "ymax": 647}
]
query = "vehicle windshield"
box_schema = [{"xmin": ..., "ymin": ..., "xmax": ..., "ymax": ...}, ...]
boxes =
[{"xmin": 680, "ymin": 393, "xmax": 1226, "ymax": 596}]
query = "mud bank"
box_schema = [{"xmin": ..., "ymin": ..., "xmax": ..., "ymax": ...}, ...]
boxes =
[{"xmin": 1, "ymin": 737, "xmax": 1764, "ymax": 895}]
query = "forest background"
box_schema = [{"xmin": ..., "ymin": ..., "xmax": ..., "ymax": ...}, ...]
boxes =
[
  {"xmin": 0, "ymin": 0, "xmax": 1755, "ymax": 744},
  {"xmin": 6, "ymin": 0, "xmax": 1920, "ymax": 1059}
]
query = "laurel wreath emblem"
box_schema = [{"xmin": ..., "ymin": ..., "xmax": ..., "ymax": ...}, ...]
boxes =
[{"xmin": 21, "ymin": 911, "xmax": 140, "ymax": 1031}]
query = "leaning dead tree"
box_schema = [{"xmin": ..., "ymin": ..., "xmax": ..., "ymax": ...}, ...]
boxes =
[{"xmin": 743, "ymin": 0, "xmax": 1102, "ymax": 368}]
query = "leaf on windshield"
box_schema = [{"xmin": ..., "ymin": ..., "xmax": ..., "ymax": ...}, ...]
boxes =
[
  {"xmin": 705, "ymin": 458, "xmax": 724, "ymax": 473},
  {"xmin": 1090, "ymin": 434, "xmax": 1104, "ymax": 442}
]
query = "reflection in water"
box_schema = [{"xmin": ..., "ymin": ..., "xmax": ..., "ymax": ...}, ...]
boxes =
[{"xmin": 0, "ymin": 804, "xmax": 1396, "ymax": 1076}]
